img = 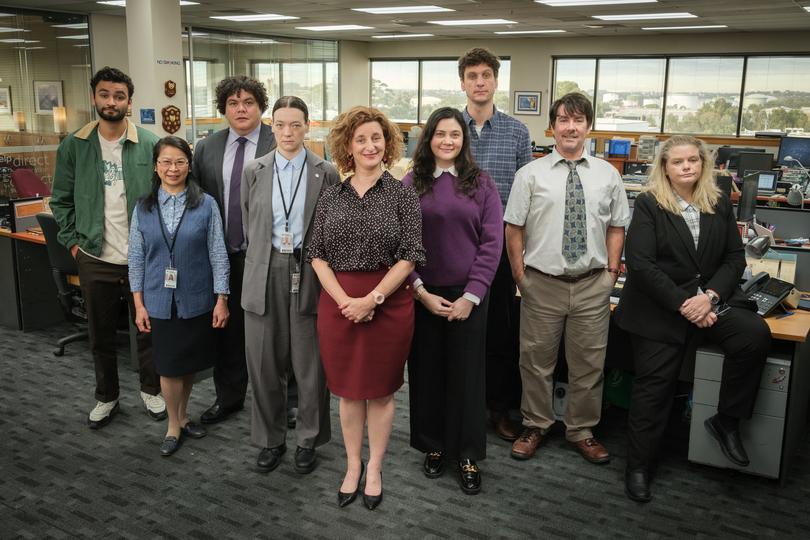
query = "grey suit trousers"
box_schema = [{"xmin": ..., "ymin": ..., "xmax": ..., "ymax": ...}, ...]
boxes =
[{"xmin": 245, "ymin": 251, "xmax": 331, "ymax": 449}]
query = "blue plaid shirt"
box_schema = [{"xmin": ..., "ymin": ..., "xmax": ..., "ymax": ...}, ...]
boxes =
[{"xmin": 463, "ymin": 106, "xmax": 532, "ymax": 208}]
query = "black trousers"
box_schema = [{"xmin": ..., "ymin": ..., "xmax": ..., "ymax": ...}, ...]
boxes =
[
  {"xmin": 212, "ymin": 252, "xmax": 248, "ymax": 408},
  {"xmin": 75, "ymin": 251, "xmax": 159, "ymax": 402},
  {"xmin": 485, "ymin": 243, "xmax": 522, "ymax": 413},
  {"xmin": 626, "ymin": 306, "xmax": 770, "ymax": 470},
  {"xmin": 409, "ymin": 285, "xmax": 489, "ymax": 461}
]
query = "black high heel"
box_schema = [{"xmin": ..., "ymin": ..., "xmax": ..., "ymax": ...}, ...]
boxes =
[
  {"xmin": 363, "ymin": 470, "xmax": 383, "ymax": 510},
  {"xmin": 337, "ymin": 461, "xmax": 364, "ymax": 508}
]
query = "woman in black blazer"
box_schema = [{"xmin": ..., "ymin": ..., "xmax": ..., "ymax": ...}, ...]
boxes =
[{"xmin": 614, "ymin": 135, "xmax": 770, "ymax": 503}]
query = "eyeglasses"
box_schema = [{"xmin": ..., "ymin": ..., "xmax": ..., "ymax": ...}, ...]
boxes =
[{"xmin": 156, "ymin": 158, "xmax": 189, "ymax": 168}]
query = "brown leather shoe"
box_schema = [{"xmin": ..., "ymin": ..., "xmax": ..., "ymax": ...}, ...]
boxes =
[
  {"xmin": 510, "ymin": 428, "xmax": 543, "ymax": 460},
  {"xmin": 570, "ymin": 438, "xmax": 610, "ymax": 464},
  {"xmin": 491, "ymin": 412, "xmax": 521, "ymax": 442}
]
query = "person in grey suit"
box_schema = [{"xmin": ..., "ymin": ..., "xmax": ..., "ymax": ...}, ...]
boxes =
[
  {"xmin": 241, "ymin": 96, "xmax": 339, "ymax": 473},
  {"xmin": 192, "ymin": 76, "xmax": 278, "ymax": 425}
]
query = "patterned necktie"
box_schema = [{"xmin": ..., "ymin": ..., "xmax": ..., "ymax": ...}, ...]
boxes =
[
  {"xmin": 227, "ymin": 136, "xmax": 247, "ymax": 252},
  {"xmin": 562, "ymin": 159, "xmax": 587, "ymax": 264}
]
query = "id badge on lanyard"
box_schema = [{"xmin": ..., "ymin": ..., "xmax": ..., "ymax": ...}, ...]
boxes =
[
  {"xmin": 164, "ymin": 267, "xmax": 178, "ymax": 289},
  {"xmin": 280, "ymin": 230, "xmax": 294, "ymax": 254}
]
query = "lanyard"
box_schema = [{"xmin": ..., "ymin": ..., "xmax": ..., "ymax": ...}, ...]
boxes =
[
  {"xmin": 157, "ymin": 196, "xmax": 188, "ymax": 268},
  {"xmin": 274, "ymin": 149, "xmax": 307, "ymax": 232}
]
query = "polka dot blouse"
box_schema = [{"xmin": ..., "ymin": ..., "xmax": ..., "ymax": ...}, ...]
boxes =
[{"xmin": 307, "ymin": 170, "xmax": 426, "ymax": 272}]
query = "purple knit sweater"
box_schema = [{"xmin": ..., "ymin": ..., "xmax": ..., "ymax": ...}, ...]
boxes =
[{"xmin": 402, "ymin": 170, "xmax": 503, "ymax": 300}]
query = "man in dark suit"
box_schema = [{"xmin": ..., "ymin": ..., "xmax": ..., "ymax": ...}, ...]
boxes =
[{"xmin": 192, "ymin": 75, "xmax": 277, "ymax": 425}]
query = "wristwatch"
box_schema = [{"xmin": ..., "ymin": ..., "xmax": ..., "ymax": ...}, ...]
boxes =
[
  {"xmin": 705, "ymin": 290, "xmax": 720, "ymax": 305},
  {"xmin": 371, "ymin": 289, "xmax": 385, "ymax": 305}
]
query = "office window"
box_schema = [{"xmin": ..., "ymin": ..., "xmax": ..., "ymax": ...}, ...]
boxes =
[
  {"xmin": 665, "ymin": 57, "xmax": 744, "ymax": 136},
  {"xmin": 184, "ymin": 60, "xmax": 225, "ymax": 118},
  {"xmin": 420, "ymin": 60, "xmax": 466, "ymax": 121},
  {"xmin": 741, "ymin": 57, "xmax": 810, "ymax": 135},
  {"xmin": 595, "ymin": 59, "xmax": 665, "ymax": 132},
  {"xmin": 371, "ymin": 60, "xmax": 419, "ymax": 123},
  {"xmin": 325, "ymin": 62, "xmax": 339, "ymax": 120},
  {"xmin": 283, "ymin": 63, "xmax": 324, "ymax": 121},
  {"xmin": 494, "ymin": 60, "xmax": 511, "ymax": 114},
  {"xmin": 553, "ymin": 58, "xmax": 596, "ymax": 102},
  {"xmin": 253, "ymin": 62, "xmax": 281, "ymax": 115}
]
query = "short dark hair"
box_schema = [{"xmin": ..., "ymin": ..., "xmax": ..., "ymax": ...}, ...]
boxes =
[
  {"xmin": 272, "ymin": 95, "xmax": 309, "ymax": 123},
  {"xmin": 215, "ymin": 76, "xmax": 269, "ymax": 115},
  {"xmin": 549, "ymin": 92, "xmax": 594, "ymax": 128},
  {"xmin": 458, "ymin": 47, "xmax": 500, "ymax": 80},
  {"xmin": 90, "ymin": 66, "xmax": 134, "ymax": 99}
]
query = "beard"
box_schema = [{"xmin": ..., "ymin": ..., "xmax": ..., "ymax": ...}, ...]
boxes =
[{"xmin": 96, "ymin": 104, "xmax": 127, "ymax": 122}]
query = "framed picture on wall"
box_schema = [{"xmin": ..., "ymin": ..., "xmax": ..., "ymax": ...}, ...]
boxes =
[
  {"xmin": 34, "ymin": 80, "xmax": 63, "ymax": 114},
  {"xmin": 514, "ymin": 90, "xmax": 541, "ymax": 115},
  {"xmin": 0, "ymin": 87, "xmax": 10, "ymax": 114}
]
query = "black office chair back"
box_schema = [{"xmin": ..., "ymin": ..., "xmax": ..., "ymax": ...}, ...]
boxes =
[{"xmin": 36, "ymin": 212, "xmax": 78, "ymax": 276}]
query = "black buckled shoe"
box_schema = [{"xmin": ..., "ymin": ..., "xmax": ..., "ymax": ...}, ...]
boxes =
[
  {"xmin": 458, "ymin": 459, "xmax": 481, "ymax": 495},
  {"xmin": 624, "ymin": 468, "xmax": 651, "ymax": 503},
  {"xmin": 338, "ymin": 461, "xmax": 365, "ymax": 508},
  {"xmin": 423, "ymin": 452, "xmax": 444, "ymax": 479},
  {"xmin": 704, "ymin": 414, "xmax": 750, "ymax": 467},
  {"xmin": 160, "ymin": 435, "xmax": 182, "ymax": 457},
  {"xmin": 180, "ymin": 421, "xmax": 207, "ymax": 439},
  {"xmin": 200, "ymin": 401, "xmax": 244, "ymax": 425},
  {"xmin": 256, "ymin": 444, "xmax": 286, "ymax": 472},
  {"xmin": 294, "ymin": 446, "xmax": 317, "ymax": 474}
]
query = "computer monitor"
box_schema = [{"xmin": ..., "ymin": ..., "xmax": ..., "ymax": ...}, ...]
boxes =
[
  {"xmin": 737, "ymin": 174, "xmax": 758, "ymax": 222},
  {"xmin": 750, "ymin": 170, "xmax": 781, "ymax": 194},
  {"xmin": 736, "ymin": 151, "xmax": 773, "ymax": 177},
  {"xmin": 724, "ymin": 147, "xmax": 765, "ymax": 171},
  {"xmin": 777, "ymin": 136, "xmax": 810, "ymax": 167}
]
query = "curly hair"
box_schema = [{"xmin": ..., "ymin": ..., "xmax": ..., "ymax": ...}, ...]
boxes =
[
  {"xmin": 90, "ymin": 66, "xmax": 134, "ymax": 98},
  {"xmin": 215, "ymin": 76, "xmax": 269, "ymax": 115},
  {"xmin": 327, "ymin": 106, "xmax": 403, "ymax": 174},
  {"xmin": 457, "ymin": 47, "xmax": 501, "ymax": 80},
  {"xmin": 410, "ymin": 107, "xmax": 481, "ymax": 198}
]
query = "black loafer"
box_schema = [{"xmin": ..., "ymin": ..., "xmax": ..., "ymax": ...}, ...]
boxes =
[
  {"xmin": 363, "ymin": 471, "xmax": 383, "ymax": 510},
  {"xmin": 423, "ymin": 452, "xmax": 444, "ymax": 478},
  {"xmin": 624, "ymin": 468, "xmax": 651, "ymax": 503},
  {"xmin": 160, "ymin": 435, "xmax": 182, "ymax": 457},
  {"xmin": 338, "ymin": 461, "xmax": 365, "ymax": 508},
  {"xmin": 181, "ymin": 421, "xmax": 207, "ymax": 439},
  {"xmin": 458, "ymin": 459, "xmax": 481, "ymax": 495},
  {"xmin": 257, "ymin": 444, "xmax": 286, "ymax": 472},
  {"xmin": 200, "ymin": 401, "xmax": 244, "ymax": 425},
  {"xmin": 294, "ymin": 446, "xmax": 317, "ymax": 474},
  {"xmin": 704, "ymin": 415, "xmax": 750, "ymax": 467}
]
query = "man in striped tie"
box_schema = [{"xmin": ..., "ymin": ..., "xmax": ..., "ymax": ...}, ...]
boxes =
[{"xmin": 503, "ymin": 93, "xmax": 631, "ymax": 465}]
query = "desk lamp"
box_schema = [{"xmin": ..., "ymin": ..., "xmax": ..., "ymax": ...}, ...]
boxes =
[{"xmin": 783, "ymin": 156, "xmax": 810, "ymax": 208}]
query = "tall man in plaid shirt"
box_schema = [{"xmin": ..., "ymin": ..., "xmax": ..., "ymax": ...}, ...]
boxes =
[{"xmin": 459, "ymin": 48, "xmax": 532, "ymax": 441}]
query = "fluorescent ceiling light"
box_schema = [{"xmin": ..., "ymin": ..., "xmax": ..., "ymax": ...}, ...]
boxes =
[
  {"xmin": 353, "ymin": 6, "xmax": 454, "ymax": 14},
  {"xmin": 229, "ymin": 38, "xmax": 282, "ymax": 44},
  {"xmin": 210, "ymin": 14, "xmax": 299, "ymax": 22},
  {"xmin": 428, "ymin": 19, "xmax": 517, "ymax": 25},
  {"xmin": 15, "ymin": 46, "xmax": 45, "ymax": 50},
  {"xmin": 296, "ymin": 25, "xmax": 373, "ymax": 31},
  {"xmin": 538, "ymin": 0, "xmax": 656, "ymax": 5},
  {"xmin": 52, "ymin": 23, "xmax": 88, "ymax": 29},
  {"xmin": 56, "ymin": 34, "xmax": 89, "ymax": 39},
  {"xmin": 98, "ymin": 1, "xmax": 198, "ymax": 5},
  {"xmin": 804, "ymin": 7, "xmax": 810, "ymax": 12},
  {"xmin": 74, "ymin": 44, "xmax": 90, "ymax": 47},
  {"xmin": 371, "ymin": 33, "xmax": 435, "ymax": 38},
  {"xmin": 0, "ymin": 13, "xmax": 14, "ymax": 16},
  {"xmin": 495, "ymin": 29, "xmax": 566, "ymax": 34},
  {"xmin": 642, "ymin": 24, "xmax": 727, "ymax": 30},
  {"xmin": 0, "ymin": 38, "xmax": 38, "ymax": 43},
  {"xmin": 0, "ymin": 27, "xmax": 30, "ymax": 33},
  {"xmin": 594, "ymin": 12, "xmax": 696, "ymax": 20}
]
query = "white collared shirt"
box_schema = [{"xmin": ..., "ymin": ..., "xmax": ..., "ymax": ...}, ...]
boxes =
[
  {"xmin": 504, "ymin": 147, "xmax": 631, "ymax": 275},
  {"xmin": 433, "ymin": 165, "xmax": 458, "ymax": 178}
]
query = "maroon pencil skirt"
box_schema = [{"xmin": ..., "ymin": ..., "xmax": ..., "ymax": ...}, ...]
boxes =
[{"xmin": 317, "ymin": 269, "xmax": 414, "ymax": 400}]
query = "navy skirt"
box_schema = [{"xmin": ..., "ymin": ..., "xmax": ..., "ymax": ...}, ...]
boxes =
[{"xmin": 150, "ymin": 309, "xmax": 214, "ymax": 377}]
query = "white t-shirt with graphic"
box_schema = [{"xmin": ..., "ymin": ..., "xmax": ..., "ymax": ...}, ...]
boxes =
[{"xmin": 94, "ymin": 133, "xmax": 130, "ymax": 265}]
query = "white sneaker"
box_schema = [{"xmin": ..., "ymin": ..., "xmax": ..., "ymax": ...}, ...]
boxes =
[
  {"xmin": 141, "ymin": 391, "xmax": 167, "ymax": 421},
  {"xmin": 88, "ymin": 400, "xmax": 119, "ymax": 429}
]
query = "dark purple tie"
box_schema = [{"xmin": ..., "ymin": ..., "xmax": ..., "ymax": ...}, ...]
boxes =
[{"xmin": 227, "ymin": 136, "xmax": 247, "ymax": 252}]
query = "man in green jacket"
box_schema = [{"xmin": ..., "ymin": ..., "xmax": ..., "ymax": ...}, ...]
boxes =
[{"xmin": 50, "ymin": 67, "xmax": 166, "ymax": 429}]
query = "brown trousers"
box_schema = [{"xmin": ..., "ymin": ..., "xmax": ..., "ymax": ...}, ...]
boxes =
[
  {"xmin": 518, "ymin": 267, "xmax": 614, "ymax": 442},
  {"xmin": 76, "ymin": 251, "xmax": 159, "ymax": 402}
]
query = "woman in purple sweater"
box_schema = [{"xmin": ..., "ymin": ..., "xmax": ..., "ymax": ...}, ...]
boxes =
[{"xmin": 402, "ymin": 107, "xmax": 503, "ymax": 495}]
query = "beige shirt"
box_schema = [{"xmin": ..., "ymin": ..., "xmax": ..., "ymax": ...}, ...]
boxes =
[
  {"xmin": 82, "ymin": 132, "xmax": 129, "ymax": 265},
  {"xmin": 504, "ymin": 147, "xmax": 630, "ymax": 275}
]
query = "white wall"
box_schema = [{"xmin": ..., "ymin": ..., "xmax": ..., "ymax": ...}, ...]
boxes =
[{"xmin": 89, "ymin": 14, "xmax": 129, "ymax": 75}]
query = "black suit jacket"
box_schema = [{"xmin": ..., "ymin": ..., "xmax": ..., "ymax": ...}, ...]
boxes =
[
  {"xmin": 191, "ymin": 123, "xmax": 276, "ymax": 223},
  {"xmin": 614, "ymin": 191, "xmax": 746, "ymax": 344}
]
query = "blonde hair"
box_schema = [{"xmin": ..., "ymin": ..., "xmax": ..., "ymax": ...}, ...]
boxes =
[
  {"xmin": 327, "ymin": 106, "xmax": 403, "ymax": 174},
  {"xmin": 645, "ymin": 135, "xmax": 720, "ymax": 215}
]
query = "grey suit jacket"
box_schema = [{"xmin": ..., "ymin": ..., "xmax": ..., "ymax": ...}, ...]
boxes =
[
  {"xmin": 192, "ymin": 123, "xmax": 276, "ymax": 222},
  {"xmin": 240, "ymin": 149, "xmax": 340, "ymax": 316}
]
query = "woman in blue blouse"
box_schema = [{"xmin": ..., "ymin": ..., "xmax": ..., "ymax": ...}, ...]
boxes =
[{"xmin": 128, "ymin": 136, "xmax": 230, "ymax": 456}]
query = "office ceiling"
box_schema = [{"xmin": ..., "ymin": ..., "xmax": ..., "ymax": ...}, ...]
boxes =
[{"xmin": 5, "ymin": 0, "xmax": 810, "ymax": 41}]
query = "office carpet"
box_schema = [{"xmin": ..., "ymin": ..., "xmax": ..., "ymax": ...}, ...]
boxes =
[{"xmin": 1, "ymin": 323, "xmax": 809, "ymax": 539}]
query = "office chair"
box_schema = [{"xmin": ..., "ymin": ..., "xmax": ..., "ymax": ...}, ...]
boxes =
[
  {"xmin": 36, "ymin": 212, "xmax": 89, "ymax": 356},
  {"xmin": 11, "ymin": 168, "xmax": 51, "ymax": 198}
]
